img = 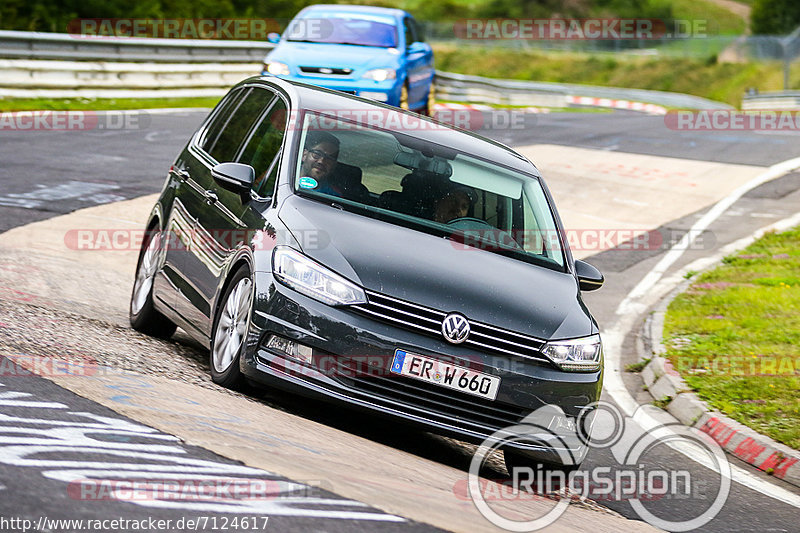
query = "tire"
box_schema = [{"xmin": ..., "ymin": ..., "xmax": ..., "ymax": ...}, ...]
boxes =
[
  {"xmin": 399, "ymin": 83, "xmax": 410, "ymax": 110},
  {"xmin": 130, "ymin": 229, "xmax": 177, "ymax": 339},
  {"xmin": 210, "ymin": 265, "xmax": 253, "ymax": 389}
]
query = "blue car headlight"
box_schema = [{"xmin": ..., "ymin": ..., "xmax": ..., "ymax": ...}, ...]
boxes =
[
  {"xmin": 265, "ymin": 61, "xmax": 290, "ymax": 76},
  {"xmin": 362, "ymin": 68, "xmax": 396, "ymax": 82},
  {"xmin": 272, "ymin": 247, "xmax": 367, "ymax": 306}
]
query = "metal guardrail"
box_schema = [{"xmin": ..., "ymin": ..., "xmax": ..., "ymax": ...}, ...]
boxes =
[
  {"xmin": 742, "ymin": 91, "xmax": 800, "ymax": 110},
  {"xmin": 0, "ymin": 30, "xmax": 732, "ymax": 110},
  {"xmin": 0, "ymin": 29, "xmax": 274, "ymax": 62}
]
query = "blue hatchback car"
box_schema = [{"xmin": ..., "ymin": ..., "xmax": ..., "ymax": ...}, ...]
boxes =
[{"xmin": 261, "ymin": 5, "xmax": 434, "ymax": 114}]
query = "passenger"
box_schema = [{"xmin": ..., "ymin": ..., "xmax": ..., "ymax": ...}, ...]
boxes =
[
  {"xmin": 433, "ymin": 185, "xmax": 475, "ymax": 223},
  {"xmin": 300, "ymin": 131, "xmax": 340, "ymax": 185}
]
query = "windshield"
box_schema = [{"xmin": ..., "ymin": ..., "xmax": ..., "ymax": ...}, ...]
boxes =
[
  {"xmin": 292, "ymin": 113, "xmax": 566, "ymax": 270},
  {"xmin": 286, "ymin": 13, "xmax": 398, "ymax": 48}
]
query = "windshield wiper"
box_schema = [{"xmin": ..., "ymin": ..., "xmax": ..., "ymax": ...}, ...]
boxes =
[{"xmin": 325, "ymin": 41, "xmax": 389, "ymax": 48}]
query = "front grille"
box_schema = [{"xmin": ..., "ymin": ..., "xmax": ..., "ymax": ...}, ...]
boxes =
[
  {"xmin": 299, "ymin": 66, "xmax": 353, "ymax": 76},
  {"xmin": 333, "ymin": 358, "xmax": 531, "ymax": 430},
  {"xmin": 352, "ymin": 290, "xmax": 551, "ymax": 364}
]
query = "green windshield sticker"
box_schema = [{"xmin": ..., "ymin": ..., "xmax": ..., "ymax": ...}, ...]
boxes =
[{"xmin": 299, "ymin": 177, "xmax": 318, "ymax": 189}]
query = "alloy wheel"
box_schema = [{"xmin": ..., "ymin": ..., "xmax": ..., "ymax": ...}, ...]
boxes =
[
  {"xmin": 212, "ymin": 277, "xmax": 253, "ymax": 373},
  {"xmin": 131, "ymin": 232, "xmax": 161, "ymax": 315}
]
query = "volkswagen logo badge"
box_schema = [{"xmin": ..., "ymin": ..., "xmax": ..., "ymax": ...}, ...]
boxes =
[{"xmin": 442, "ymin": 313, "xmax": 470, "ymax": 344}]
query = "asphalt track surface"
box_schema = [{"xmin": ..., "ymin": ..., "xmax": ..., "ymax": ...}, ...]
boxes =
[{"xmin": 1, "ymin": 108, "xmax": 800, "ymax": 532}]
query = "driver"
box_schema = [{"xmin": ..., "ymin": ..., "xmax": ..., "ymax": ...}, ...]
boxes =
[
  {"xmin": 433, "ymin": 185, "xmax": 475, "ymax": 223},
  {"xmin": 300, "ymin": 131, "xmax": 339, "ymax": 184}
]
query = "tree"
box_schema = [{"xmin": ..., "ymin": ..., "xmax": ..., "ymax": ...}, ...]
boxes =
[{"xmin": 751, "ymin": 0, "xmax": 800, "ymax": 35}]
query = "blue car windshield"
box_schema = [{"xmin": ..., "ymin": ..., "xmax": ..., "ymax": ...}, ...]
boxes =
[{"xmin": 286, "ymin": 15, "xmax": 399, "ymax": 48}]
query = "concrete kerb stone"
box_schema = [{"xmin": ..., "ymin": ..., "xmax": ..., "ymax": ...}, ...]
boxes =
[{"xmin": 637, "ymin": 269, "xmax": 800, "ymax": 488}]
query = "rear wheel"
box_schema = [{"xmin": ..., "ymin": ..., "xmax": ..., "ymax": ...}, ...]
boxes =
[
  {"xmin": 210, "ymin": 265, "xmax": 253, "ymax": 389},
  {"xmin": 423, "ymin": 83, "xmax": 435, "ymax": 116},
  {"xmin": 130, "ymin": 229, "xmax": 177, "ymax": 339}
]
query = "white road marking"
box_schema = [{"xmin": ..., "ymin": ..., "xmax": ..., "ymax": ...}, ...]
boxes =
[
  {"xmin": 0, "ymin": 181, "xmax": 120, "ymax": 210},
  {"xmin": 0, "ymin": 381, "xmax": 404, "ymax": 521},
  {"xmin": 603, "ymin": 156, "xmax": 800, "ymax": 507}
]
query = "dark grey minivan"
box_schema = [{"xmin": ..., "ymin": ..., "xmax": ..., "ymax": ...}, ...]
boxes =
[{"xmin": 130, "ymin": 76, "xmax": 605, "ymax": 472}]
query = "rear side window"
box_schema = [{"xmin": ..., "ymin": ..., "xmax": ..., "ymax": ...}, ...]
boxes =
[{"xmin": 199, "ymin": 88, "xmax": 275, "ymax": 163}]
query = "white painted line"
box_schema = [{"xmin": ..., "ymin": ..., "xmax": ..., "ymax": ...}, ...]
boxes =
[
  {"xmin": 620, "ymin": 156, "xmax": 800, "ymax": 315},
  {"xmin": 603, "ymin": 155, "xmax": 800, "ymax": 507}
]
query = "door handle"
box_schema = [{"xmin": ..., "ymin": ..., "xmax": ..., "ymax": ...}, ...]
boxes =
[
  {"xmin": 204, "ymin": 190, "xmax": 219, "ymax": 204},
  {"xmin": 170, "ymin": 166, "xmax": 190, "ymax": 181}
]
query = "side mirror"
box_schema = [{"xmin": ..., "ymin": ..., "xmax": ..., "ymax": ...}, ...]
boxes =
[
  {"xmin": 267, "ymin": 32, "xmax": 281, "ymax": 44},
  {"xmin": 211, "ymin": 162, "xmax": 254, "ymax": 199},
  {"xmin": 575, "ymin": 260, "xmax": 604, "ymax": 292},
  {"xmin": 406, "ymin": 42, "xmax": 427, "ymax": 55}
]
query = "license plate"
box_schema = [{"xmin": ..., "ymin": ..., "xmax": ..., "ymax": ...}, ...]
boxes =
[{"xmin": 389, "ymin": 349, "xmax": 500, "ymax": 400}]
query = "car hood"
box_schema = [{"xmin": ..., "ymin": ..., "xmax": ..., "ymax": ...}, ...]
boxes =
[
  {"xmin": 269, "ymin": 42, "xmax": 397, "ymax": 71},
  {"xmin": 278, "ymin": 195, "xmax": 595, "ymax": 341}
]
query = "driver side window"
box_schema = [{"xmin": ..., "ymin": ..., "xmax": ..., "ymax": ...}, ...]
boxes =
[{"xmin": 237, "ymin": 98, "xmax": 288, "ymax": 198}]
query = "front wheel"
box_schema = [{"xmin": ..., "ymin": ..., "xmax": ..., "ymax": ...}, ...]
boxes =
[
  {"xmin": 130, "ymin": 229, "xmax": 177, "ymax": 339},
  {"xmin": 210, "ymin": 265, "xmax": 253, "ymax": 389},
  {"xmin": 399, "ymin": 83, "xmax": 410, "ymax": 110}
]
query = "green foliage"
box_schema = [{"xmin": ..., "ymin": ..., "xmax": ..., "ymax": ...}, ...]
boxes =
[
  {"xmin": 751, "ymin": 0, "xmax": 800, "ymax": 35},
  {"xmin": 625, "ymin": 358, "xmax": 651, "ymax": 372},
  {"xmin": 433, "ymin": 44, "xmax": 799, "ymax": 106},
  {"xmin": 0, "ymin": 0, "xmax": 319, "ymax": 33}
]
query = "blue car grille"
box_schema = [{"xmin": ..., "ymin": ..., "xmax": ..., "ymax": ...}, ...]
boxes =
[
  {"xmin": 299, "ymin": 66, "xmax": 353, "ymax": 76},
  {"xmin": 352, "ymin": 290, "xmax": 551, "ymax": 364}
]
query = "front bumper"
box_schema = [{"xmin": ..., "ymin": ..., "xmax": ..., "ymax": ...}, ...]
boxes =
[
  {"xmin": 262, "ymin": 72, "xmax": 402, "ymax": 106},
  {"xmin": 242, "ymin": 273, "xmax": 602, "ymax": 463}
]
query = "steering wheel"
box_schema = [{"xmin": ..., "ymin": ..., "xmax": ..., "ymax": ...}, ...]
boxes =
[{"xmin": 446, "ymin": 217, "xmax": 493, "ymax": 229}]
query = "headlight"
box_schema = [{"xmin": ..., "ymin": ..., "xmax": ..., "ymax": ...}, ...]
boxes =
[
  {"xmin": 265, "ymin": 61, "xmax": 290, "ymax": 76},
  {"xmin": 543, "ymin": 334, "xmax": 602, "ymax": 372},
  {"xmin": 272, "ymin": 247, "xmax": 367, "ymax": 306},
  {"xmin": 362, "ymin": 68, "xmax": 396, "ymax": 82}
]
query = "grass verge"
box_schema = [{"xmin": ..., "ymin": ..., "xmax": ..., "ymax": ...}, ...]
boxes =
[
  {"xmin": 433, "ymin": 44, "xmax": 799, "ymax": 108},
  {"xmin": 0, "ymin": 96, "xmax": 222, "ymax": 112},
  {"xmin": 663, "ymin": 226, "xmax": 800, "ymax": 449}
]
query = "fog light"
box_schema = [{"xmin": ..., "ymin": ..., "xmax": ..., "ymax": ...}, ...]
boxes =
[
  {"xmin": 359, "ymin": 91, "xmax": 389, "ymax": 102},
  {"xmin": 265, "ymin": 335, "xmax": 313, "ymax": 364}
]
